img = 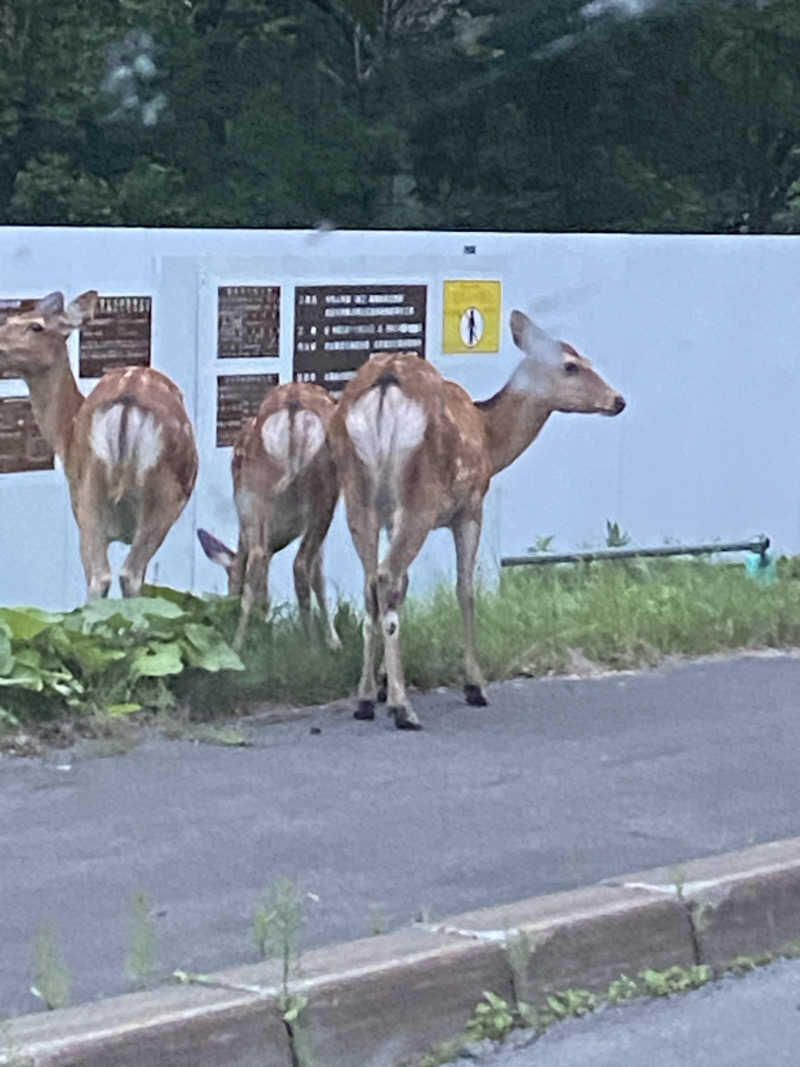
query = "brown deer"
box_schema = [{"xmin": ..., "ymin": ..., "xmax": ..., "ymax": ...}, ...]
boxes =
[
  {"xmin": 198, "ymin": 382, "xmax": 341, "ymax": 652},
  {"xmin": 328, "ymin": 309, "xmax": 626, "ymax": 730},
  {"xmin": 0, "ymin": 291, "xmax": 198, "ymax": 599}
]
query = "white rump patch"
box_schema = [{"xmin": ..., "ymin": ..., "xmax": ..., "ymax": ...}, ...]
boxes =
[
  {"xmin": 345, "ymin": 386, "xmax": 427, "ymax": 472},
  {"xmin": 90, "ymin": 405, "xmax": 163, "ymax": 482},
  {"xmin": 261, "ymin": 408, "xmax": 326, "ymax": 491}
]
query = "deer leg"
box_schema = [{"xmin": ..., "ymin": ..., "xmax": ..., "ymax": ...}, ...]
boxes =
[
  {"xmin": 119, "ymin": 480, "xmax": 187, "ymax": 598},
  {"xmin": 378, "ymin": 517, "xmax": 433, "ymax": 731},
  {"xmin": 294, "ymin": 512, "xmax": 340, "ymax": 650},
  {"xmin": 233, "ymin": 542, "xmax": 270, "ymax": 652},
  {"xmin": 452, "ymin": 513, "xmax": 488, "ymax": 706},
  {"xmin": 346, "ymin": 504, "xmax": 381, "ymax": 720},
  {"xmin": 310, "ymin": 552, "xmax": 341, "ymax": 650},
  {"xmin": 79, "ymin": 522, "xmax": 112, "ymax": 600},
  {"xmin": 376, "ymin": 570, "xmax": 407, "ymax": 702}
]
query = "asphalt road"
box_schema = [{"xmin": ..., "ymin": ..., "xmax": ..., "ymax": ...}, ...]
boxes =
[
  {"xmin": 476, "ymin": 956, "xmax": 800, "ymax": 1066},
  {"xmin": 3, "ymin": 652, "xmax": 800, "ymax": 1017}
]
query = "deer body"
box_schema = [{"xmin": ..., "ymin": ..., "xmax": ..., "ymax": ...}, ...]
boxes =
[
  {"xmin": 0, "ymin": 291, "xmax": 198, "ymax": 599},
  {"xmin": 329, "ymin": 310, "xmax": 625, "ymax": 730},
  {"xmin": 198, "ymin": 382, "xmax": 340, "ymax": 652}
]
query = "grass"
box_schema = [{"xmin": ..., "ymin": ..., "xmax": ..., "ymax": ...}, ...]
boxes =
[{"xmin": 2, "ymin": 555, "xmax": 799, "ymax": 746}]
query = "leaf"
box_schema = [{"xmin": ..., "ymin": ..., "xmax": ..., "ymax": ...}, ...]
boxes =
[
  {"xmin": 181, "ymin": 624, "xmax": 244, "ymax": 672},
  {"xmin": 0, "ymin": 629, "xmax": 13, "ymax": 676},
  {"xmin": 107, "ymin": 702, "xmax": 143, "ymax": 717},
  {"xmin": 132, "ymin": 643, "xmax": 184, "ymax": 677},
  {"xmin": 0, "ymin": 607, "xmax": 61, "ymax": 641}
]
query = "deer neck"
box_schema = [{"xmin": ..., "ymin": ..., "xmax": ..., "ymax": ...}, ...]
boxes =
[
  {"xmin": 476, "ymin": 383, "xmax": 552, "ymax": 477},
  {"xmin": 25, "ymin": 362, "xmax": 84, "ymax": 461}
]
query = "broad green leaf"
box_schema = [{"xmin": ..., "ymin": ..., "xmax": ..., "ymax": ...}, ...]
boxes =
[
  {"xmin": 0, "ymin": 629, "xmax": 13, "ymax": 676},
  {"xmin": 132, "ymin": 643, "xmax": 184, "ymax": 677},
  {"xmin": 181, "ymin": 625, "xmax": 244, "ymax": 672},
  {"xmin": 0, "ymin": 607, "xmax": 61, "ymax": 641}
]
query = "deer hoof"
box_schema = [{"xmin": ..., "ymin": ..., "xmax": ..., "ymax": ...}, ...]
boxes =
[
  {"xmin": 390, "ymin": 706, "xmax": 422, "ymax": 731},
  {"xmin": 376, "ymin": 672, "xmax": 388, "ymax": 704},
  {"xmin": 354, "ymin": 700, "xmax": 376, "ymax": 721},
  {"xmin": 464, "ymin": 684, "xmax": 488, "ymax": 707}
]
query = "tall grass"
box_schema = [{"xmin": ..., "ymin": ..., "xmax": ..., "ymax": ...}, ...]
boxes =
[
  {"xmin": 210, "ymin": 556, "xmax": 800, "ymax": 706},
  {"xmin": 5, "ymin": 557, "xmax": 800, "ymax": 733}
]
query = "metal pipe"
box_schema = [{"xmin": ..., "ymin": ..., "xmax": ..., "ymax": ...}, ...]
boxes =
[{"xmin": 500, "ymin": 535, "xmax": 770, "ymax": 568}]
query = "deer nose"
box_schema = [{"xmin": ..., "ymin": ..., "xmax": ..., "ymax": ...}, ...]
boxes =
[{"xmin": 613, "ymin": 394, "xmax": 626, "ymax": 414}]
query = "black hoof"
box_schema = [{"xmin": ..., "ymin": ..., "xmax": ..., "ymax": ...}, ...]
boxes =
[
  {"xmin": 354, "ymin": 700, "xmax": 376, "ymax": 721},
  {"xmin": 464, "ymin": 684, "xmax": 488, "ymax": 707},
  {"xmin": 376, "ymin": 673, "xmax": 388, "ymax": 704},
  {"xmin": 389, "ymin": 706, "xmax": 422, "ymax": 731}
]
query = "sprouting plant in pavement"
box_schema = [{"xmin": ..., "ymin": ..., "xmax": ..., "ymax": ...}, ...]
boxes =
[
  {"xmin": 252, "ymin": 878, "xmax": 311, "ymax": 1067},
  {"xmin": 464, "ymin": 991, "xmax": 515, "ymax": 1042},
  {"xmin": 506, "ymin": 931, "xmax": 538, "ymax": 1027},
  {"xmin": 126, "ymin": 890, "xmax": 157, "ymax": 987},
  {"xmin": 31, "ymin": 923, "xmax": 71, "ymax": 1010}
]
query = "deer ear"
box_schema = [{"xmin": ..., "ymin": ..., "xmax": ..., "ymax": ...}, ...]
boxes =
[
  {"xmin": 509, "ymin": 309, "xmax": 562, "ymax": 367},
  {"xmin": 197, "ymin": 528, "xmax": 236, "ymax": 573},
  {"xmin": 60, "ymin": 291, "xmax": 99, "ymax": 331},
  {"xmin": 35, "ymin": 292, "xmax": 65, "ymax": 320}
]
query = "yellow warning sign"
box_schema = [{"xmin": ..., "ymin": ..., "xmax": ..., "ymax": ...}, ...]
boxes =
[{"xmin": 443, "ymin": 280, "xmax": 501, "ymax": 353}]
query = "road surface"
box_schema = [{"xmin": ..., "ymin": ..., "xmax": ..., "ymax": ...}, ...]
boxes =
[{"xmin": 3, "ymin": 652, "xmax": 800, "ymax": 1016}]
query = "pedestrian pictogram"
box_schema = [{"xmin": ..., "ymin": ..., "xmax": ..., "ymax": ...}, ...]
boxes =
[{"xmin": 443, "ymin": 281, "xmax": 501, "ymax": 353}]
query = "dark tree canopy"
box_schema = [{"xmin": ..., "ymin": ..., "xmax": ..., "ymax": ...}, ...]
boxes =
[{"xmin": 1, "ymin": 0, "xmax": 799, "ymax": 232}]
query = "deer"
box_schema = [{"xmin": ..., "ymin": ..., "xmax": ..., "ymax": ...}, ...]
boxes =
[
  {"xmin": 0, "ymin": 291, "xmax": 198, "ymax": 599},
  {"xmin": 197, "ymin": 381, "xmax": 341, "ymax": 652},
  {"xmin": 328, "ymin": 309, "xmax": 626, "ymax": 730}
]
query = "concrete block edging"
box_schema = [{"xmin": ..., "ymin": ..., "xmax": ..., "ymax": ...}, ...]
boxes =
[{"xmin": 5, "ymin": 836, "xmax": 800, "ymax": 1067}]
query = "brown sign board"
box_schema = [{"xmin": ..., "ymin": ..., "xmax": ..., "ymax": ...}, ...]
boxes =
[
  {"xmin": 216, "ymin": 373, "xmax": 279, "ymax": 447},
  {"xmin": 293, "ymin": 284, "xmax": 427, "ymax": 393},
  {"xmin": 0, "ymin": 298, "xmax": 37, "ymax": 380},
  {"xmin": 79, "ymin": 296, "xmax": 152, "ymax": 378},
  {"xmin": 0, "ymin": 396, "xmax": 54, "ymax": 473},
  {"xmin": 218, "ymin": 286, "xmax": 280, "ymax": 359}
]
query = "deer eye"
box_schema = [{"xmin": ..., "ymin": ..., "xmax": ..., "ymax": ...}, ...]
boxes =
[
  {"xmin": 29, "ymin": 322, "xmax": 44, "ymax": 332},
  {"xmin": 564, "ymin": 362, "xmax": 579, "ymax": 375}
]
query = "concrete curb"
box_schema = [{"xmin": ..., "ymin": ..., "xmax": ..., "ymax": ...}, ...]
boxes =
[{"xmin": 6, "ymin": 837, "xmax": 800, "ymax": 1067}]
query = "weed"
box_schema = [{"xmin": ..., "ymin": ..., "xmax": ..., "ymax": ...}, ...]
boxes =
[
  {"xmin": 605, "ymin": 520, "xmax": 631, "ymax": 548},
  {"xmin": 506, "ymin": 932, "xmax": 537, "ymax": 1027},
  {"xmin": 540, "ymin": 988, "xmax": 597, "ymax": 1025},
  {"xmin": 368, "ymin": 905, "xmax": 387, "ymax": 937},
  {"xmin": 637, "ymin": 964, "xmax": 712, "ymax": 996},
  {"xmin": 606, "ymin": 973, "xmax": 640, "ymax": 1002},
  {"xmin": 31, "ymin": 923, "xmax": 70, "ymax": 1010},
  {"xmin": 527, "ymin": 535, "xmax": 555, "ymax": 554},
  {"xmin": 126, "ymin": 890, "xmax": 157, "ymax": 987},
  {"xmin": 464, "ymin": 991, "xmax": 515, "ymax": 1042},
  {"xmin": 252, "ymin": 878, "xmax": 311, "ymax": 1067}
]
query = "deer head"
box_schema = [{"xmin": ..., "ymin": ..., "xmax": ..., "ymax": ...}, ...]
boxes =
[
  {"xmin": 509, "ymin": 309, "xmax": 625, "ymax": 416},
  {"xmin": 0, "ymin": 291, "xmax": 98, "ymax": 380}
]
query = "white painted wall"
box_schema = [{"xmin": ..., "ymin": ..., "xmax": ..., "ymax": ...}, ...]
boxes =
[{"xmin": 0, "ymin": 228, "xmax": 797, "ymax": 611}]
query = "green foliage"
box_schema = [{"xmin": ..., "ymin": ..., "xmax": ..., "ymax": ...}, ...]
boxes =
[
  {"xmin": 252, "ymin": 878, "xmax": 302, "ymax": 992},
  {"xmin": 541, "ymin": 988, "xmax": 597, "ymax": 1024},
  {"xmin": 126, "ymin": 890, "xmax": 157, "ymax": 988},
  {"xmin": 0, "ymin": 0, "xmax": 799, "ymax": 230},
  {"xmin": 637, "ymin": 964, "xmax": 712, "ymax": 996},
  {"xmin": 31, "ymin": 924, "xmax": 71, "ymax": 1011},
  {"xmin": 0, "ymin": 590, "xmax": 243, "ymax": 729},
  {"xmin": 465, "ymin": 991, "xmax": 515, "ymax": 1042},
  {"xmin": 607, "ymin": 973, "xmax": 640, "ymax": 1003},
  {"xmin": 605, "ymin": 520, "xmax": 631, "ymax": 548}
]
